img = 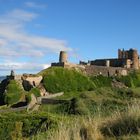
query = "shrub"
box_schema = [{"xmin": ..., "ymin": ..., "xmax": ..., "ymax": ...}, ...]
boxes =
[
  {"xmin": 4, "ymin": 80, "xmax": 23, "ymax": 105},
  {"xmin": 0, "ymin": 113, "xmax": 54, "ymax": 140},
  {"xmin": 42, "ymin": 67, "xmax": 95, "ymax": 93},
  {"xmin": 30, "ymin": 88, "xmax": 40, "ymax": 97},
  {"xmin": 90, "ymin": 75, "xmax": 112, "ymax": 88},
  {"xmin": 117, "ymin": 70, "xmax": 140, "ymax": 88},
  {"xmin": 58, "ymin": 98, "xmax": 89, "ymax": 115},
  {"xmin": 26, "ymin": 88, "xmax": 40, "ymax": 103}
]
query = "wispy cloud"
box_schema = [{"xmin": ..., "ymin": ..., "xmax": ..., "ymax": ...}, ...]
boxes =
[
  {"xmin": 0, "ymin": 8, "xmax": 71, "ymax": 73},
  {"xmin": 0, "ymin": 62, "xmax": 50, "ymax": 71},
  {"xmin": 25, "ymin": 2, "xmax": 47, "ymax": 9},
  {"xmin": 0, "ymin": 9, "xmax": 71, "ymax": 57}
]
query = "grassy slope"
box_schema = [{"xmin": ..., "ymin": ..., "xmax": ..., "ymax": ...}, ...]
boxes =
[
  {"xmin": 40, "ymin": 67, "xmax": 95, "ymax": 93},
  {"xmin": 4, "ymin": 80, "xmax": 24, "ymax": 105},
  {"xmin": 36, "ymin": 68, "xmax": 140, "ymax": 139},
  {"xmin": 0, "ymin": 68, "xmax": 140, "ymax": 139}
]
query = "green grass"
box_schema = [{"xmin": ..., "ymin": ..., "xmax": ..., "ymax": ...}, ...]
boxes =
[
  {"xmin": 1, "ymin": 69, "xmax": 140, "ymax": 139},
  {"xmin": 39, "ymin": 87, "xmax": 140, "ymax": 116},
  {"xmin": 41, "ymin": 67, "xmax": 95, "ymax": 93},
  {"xmin": 116, "ymin": 70, "xmax": 140, "ymax": 88},
  {"xmin": 26, "ymin": 87, "xmax": 41, "ymax": 103},
  {"xmin": 0, "ymin": 112, "xmax": 56, "ymax": 140},
  {"xmin": 33, "ymin": 100, "xmax": 140, "ymax": 140},
  {"xmin": 4, "ymin": 80, "xmax": 23, "ymax": 105},
  {"xmin": 90, "ymin": 75, "xmax": 112, "ymax": 88}
]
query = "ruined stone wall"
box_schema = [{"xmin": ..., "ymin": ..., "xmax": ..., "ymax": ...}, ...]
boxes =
[
  {"xmin": 23, "ymin": 76, "xmax": 43, "ymax": 87},
  {"xmin": 51, "ymin": 62, "xmax": 65, "ymax": 67},
  {"xmin": 85, "ymin": 65, "xmax": 128, "ymax": 76}
]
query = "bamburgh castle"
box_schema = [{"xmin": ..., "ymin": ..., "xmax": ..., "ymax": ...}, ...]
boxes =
[{"xmin": 51, "ymin": 48, "xmax": 140, "ymax": 76}]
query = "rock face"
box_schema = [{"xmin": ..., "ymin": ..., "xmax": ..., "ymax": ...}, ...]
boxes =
[
  {"xmin": 27, "ymin": 94, "xmax": 37, "ymax": 111},
  {"xmin": 22, "ymin": 75, "xmax": 42, "ymax": 89}
]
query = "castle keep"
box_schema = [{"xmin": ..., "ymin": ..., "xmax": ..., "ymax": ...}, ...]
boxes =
[{"xmin": 51, "ymin": 48, "xmax": 140, "ymax": 76}]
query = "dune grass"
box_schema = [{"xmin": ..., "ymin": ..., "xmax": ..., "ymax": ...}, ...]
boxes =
[{"xmin": 32, "ymin": 100, "xmax": 140, "ymax": 140}]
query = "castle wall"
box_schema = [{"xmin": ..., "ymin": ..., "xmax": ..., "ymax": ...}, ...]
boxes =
[
  {"xmin": 90, "ymin": 58, "xmax": 127, "ymax": 68},
  {"xmin": 51, "ymin": 62, "xmax": 65, "ymax": 67},
  {"xmin": 85, "ymin": 65, "xmax": 128, "ymax": 76}
]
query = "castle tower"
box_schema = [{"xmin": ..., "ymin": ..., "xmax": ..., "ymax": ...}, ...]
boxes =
[
  {"xmin": 10, "ymin": 70, "xmax": 15, "ymax": 77},
  {"xmin": 132, "ymin": 49, "xmax": 139, "ymax": 69},
  {"xmin": 59, "ymin": 51, "xmax": 68, "ymax": 63},
  {"xmin": 118, "ymin": 49, "xmax": 122, "ymax": 59}
]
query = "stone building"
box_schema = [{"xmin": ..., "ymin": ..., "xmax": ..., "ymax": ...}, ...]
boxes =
[
  {"xmin": 51, "ymin": 48, "xmax": 140, "ymax": 77},
  {"xmin": 89, "ymin": 48, "xmax": 140, "ymax": 70}
]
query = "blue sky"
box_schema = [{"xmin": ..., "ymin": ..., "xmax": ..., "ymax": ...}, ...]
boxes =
[{"xmin": 0, "ymin": 0, "xmax": 140, "ymax": 75}]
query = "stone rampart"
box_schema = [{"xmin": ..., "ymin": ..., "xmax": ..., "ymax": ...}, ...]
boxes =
[{"xmin": 85, "ymin": 65, "xmax": 128, "ymax": 76}]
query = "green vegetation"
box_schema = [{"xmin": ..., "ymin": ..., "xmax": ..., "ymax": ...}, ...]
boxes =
[
  {"xmin": 40, "ymin": 87, "xmax": 140, "ymax": 116},
  {"xmin": 26, "ymin": 87, "xmax": 41, "ymax": 103},
  {"xmin": 0, "ymin": 112, "xmax": 55, "ymax": 140},
  {"xmin": 0, "ymin": 68, "xmax": 140, "ymax": 139},
  {"xmin": 4, "ymin": 80, "xmax": 23, "ymax": 105},
  {"xmin": 90, "ymin": 75, "xmax": 112, "ymax": 87},
  {"xmin": 34, "ymin": 100, "xmax": 140, "ymax": 140},
  {"xmin": 117, "ymin": 70, "xmax": 140, "ymax": 88},
  {"xmin": 41, "ymin": 67, "xmax": 95, "ymax": 93}
]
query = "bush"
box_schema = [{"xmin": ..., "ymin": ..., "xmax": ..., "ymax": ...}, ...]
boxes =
[
  {"xmin": 55, "ymin": 97, "xmax": 90, "ymax": 115},
  {"xmin": 4, "ymin": 80, "xmax": 23, "ymax": 105},
  {"xmin": 117, "ymin": 70, "xmax": 140, "ymax": 88},
  {"xmin": 30, "ymin": 88, "xmax": 40, "ymax": 97},
  {"xmin": 90, "ymin": 75, "xmax": 112, "ymax": 88},
  {"xmin": 0, "ymin": 113, "xmax": 54, "ymax": 140},
  {"xmin": 42, "ymin": 67, "xmax": 95, "ymax": 93},
  {"xmin": 26, "ymin": 88, "xmax": 40, "ymax": 103}
]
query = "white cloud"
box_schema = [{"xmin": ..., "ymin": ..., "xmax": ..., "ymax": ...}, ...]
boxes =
[
  {"xmin": 0, "ymin": 9, "xmax": 71, "ymax": 58},
  {"xmin": 7, "ymin": 9, "xmax": 38, "ymax": 21},
  {"xmin": 25, "ymin": 2, "xmax": 47, "ymax": 9},
  {"xmin": 0, "ymin": 8, "xmax": 72, "ymax": 73},
  {"xmin": 0, "ymin": 62, "xmax": 50, "ymax": 71}
]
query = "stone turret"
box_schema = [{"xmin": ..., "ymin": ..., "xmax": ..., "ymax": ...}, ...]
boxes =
[
  {"xmin": 59, "ymin": 51, "xmax": 67, "ymax": 63},
  {"xmin": 132, "ymin": 49, "xmax": 139, "ymax": 69}
]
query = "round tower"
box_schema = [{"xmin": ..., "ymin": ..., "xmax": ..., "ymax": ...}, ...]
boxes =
[
  {"xmin": 132, "ymin": 49, "xmax": 139, "ymax": 69},
  {"xmin": 10, "ymin": 70, "xmax": 15, "ymax": 77},
  {"xmin": 59, "ymin": 51, "xmax": 68, "ymax": 63}
]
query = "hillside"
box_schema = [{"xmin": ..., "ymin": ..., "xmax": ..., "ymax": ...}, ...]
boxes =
[
  {"xmin": 39, "ymin": 67, "xmax": 95, "ymax": 93},
  {"xmin": 0, "ymin": 67, "xmax": 140, "ymax": 139}
]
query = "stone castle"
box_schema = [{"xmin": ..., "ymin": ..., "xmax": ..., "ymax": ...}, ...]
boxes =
[{"xmin": 51, "ymin": 48, "xmax": 140, "ymax": 76}]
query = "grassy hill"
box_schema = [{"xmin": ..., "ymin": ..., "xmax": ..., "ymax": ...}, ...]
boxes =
[
  {"xmin": 39, "ymin": 67, "xmax": 95, "ymax": 93},
  {"xmin": 0, "ymin": 67, "xmax": 140, "ymax": 139}
]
